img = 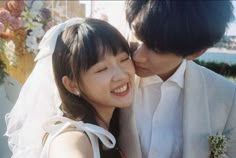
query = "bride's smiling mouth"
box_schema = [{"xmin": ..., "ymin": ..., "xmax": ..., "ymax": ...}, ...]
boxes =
[{"xmin": 111, "ymin": 83, "xmax": 130, "ymax": 96}]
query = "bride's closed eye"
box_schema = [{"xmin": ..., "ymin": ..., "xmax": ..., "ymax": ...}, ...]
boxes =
[
  {"xmin": 90, "ymin": 62, "xmax": 107, "ymax": 73},
  {"xmin": 96, "ymin": 67, "xmax": 107, "ymax": 73},
  {"xmin": 121, "ymin": 57, "xmax": 130, "ymax": 62},
  {"xmin": 118, "ymin": 52, "xmax": 131, "ymax": 63}
]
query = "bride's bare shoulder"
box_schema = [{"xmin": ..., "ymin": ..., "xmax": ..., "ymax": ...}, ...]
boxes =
[{"xmin": 48, "ymin": 130, "xmax": 93, "ymax": 158}]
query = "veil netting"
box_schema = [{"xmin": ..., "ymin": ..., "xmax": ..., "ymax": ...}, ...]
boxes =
[{"xmin": 5, "ymin": 18, "xmax": 84, "ymax": 158}]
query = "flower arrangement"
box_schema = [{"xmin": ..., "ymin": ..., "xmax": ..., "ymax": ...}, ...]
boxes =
[
  {"xmin": 209, "ymin": 132, "xmax": 228, "ymax": 158},
  {"xmin": 0, "ymin": 0, "xmax": 52, "ymax": 66},
  {"xmin": 0, "ymin": 1, "xmax": 84, "ymax": 83}
]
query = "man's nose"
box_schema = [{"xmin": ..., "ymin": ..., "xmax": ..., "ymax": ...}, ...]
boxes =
[{"xmin": 132, "ymin": 43, "xmax": 147, "ymax": 63}]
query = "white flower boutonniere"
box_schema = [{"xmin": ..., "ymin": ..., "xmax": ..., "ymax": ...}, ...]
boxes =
[{"xmin": 208, "ymin": 132, "xmax": 228, "ymax": 158}]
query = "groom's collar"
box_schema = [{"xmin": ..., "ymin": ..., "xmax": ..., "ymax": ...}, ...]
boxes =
[{"xmin": 139, "ymin": 59, "xmax": 186, "ymax": 88}]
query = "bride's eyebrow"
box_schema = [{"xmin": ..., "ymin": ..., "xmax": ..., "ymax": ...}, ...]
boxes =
[{"xmin": 89, "ymin": 60, "xmax": 106, "ymax": 71}]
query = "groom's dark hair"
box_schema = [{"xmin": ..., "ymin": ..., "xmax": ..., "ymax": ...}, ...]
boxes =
[{"xmin": 126, "ymin": 0, "xmax": 235, "ymax": 57}]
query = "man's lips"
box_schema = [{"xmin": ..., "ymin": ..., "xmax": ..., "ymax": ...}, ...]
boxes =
[{"xmin": 135, "ymin": 65, "xmax": 148, "ymax": 71}]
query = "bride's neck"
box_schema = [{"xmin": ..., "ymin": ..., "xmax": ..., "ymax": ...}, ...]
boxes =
[{"xmin": 96, "ymin": 107, "xmax": 115, "ymax": 130}]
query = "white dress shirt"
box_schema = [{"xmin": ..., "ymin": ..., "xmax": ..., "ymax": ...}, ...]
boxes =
[{"xmin": 134, "ymin": 60, "xmax": 186, "ymax": 158}]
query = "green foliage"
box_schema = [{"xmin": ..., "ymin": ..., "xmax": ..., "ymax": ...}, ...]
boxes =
[
  {"xmin": 0, "ymin": 57, "xmax": 7, "ymax": 85},
  {"xmin": 194, "ymin": 59, "xmax": 236, "ymax": 77},
  {"xmin": 0, "ymin": 38, "xmax": 7, "ymax": 84},
  {"xmin": 0, "ymin": 39, "xmax": 5, "ymax": 52}
]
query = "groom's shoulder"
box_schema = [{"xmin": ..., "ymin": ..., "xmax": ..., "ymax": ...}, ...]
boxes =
[
  {"xmin": 187, "ymin": 61, "xmax": 236, "ymax": 104},
  {"xmin": 188, "ymin": 61, "xmax": 235, "ymax": 89}
]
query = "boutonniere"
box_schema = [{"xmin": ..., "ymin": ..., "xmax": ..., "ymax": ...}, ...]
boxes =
[{"xmin": 208, "ymin": 132, "xmax": 228, "ymax": 158}]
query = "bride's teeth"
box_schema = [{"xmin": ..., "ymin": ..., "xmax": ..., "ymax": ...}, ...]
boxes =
[{"xmin": 113, "ymin": 84, "xmax": 127, "ymax": 93}]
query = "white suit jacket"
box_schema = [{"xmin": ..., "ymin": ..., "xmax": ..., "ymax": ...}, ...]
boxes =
[{"xmin": 119, "ymin": 61, "xmax": 236, "ymax": 158}]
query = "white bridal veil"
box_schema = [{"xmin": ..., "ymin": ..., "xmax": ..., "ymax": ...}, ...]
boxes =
[{"xmin": 5, "ymin": 18, "xmax": 84, "ymax": 158}]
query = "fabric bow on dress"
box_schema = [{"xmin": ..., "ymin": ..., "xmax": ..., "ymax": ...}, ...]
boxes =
[{"xmin": 41, "ymin": 116, "xmax": 116, "ymax": 158}]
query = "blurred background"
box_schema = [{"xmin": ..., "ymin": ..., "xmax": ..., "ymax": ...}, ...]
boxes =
[{"xmin": 0, "ymin": 1, "xmax": 235, "ymax": 158}]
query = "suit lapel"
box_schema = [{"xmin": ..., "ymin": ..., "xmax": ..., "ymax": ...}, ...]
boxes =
[{"xmin": 183, "ymin": 61, "xmax": 211, "ymax": 158}]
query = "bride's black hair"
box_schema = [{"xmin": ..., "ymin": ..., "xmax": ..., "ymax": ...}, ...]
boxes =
[{"xmin": 52, "ymin": 18, "xmax": 131, "ymax": 157}]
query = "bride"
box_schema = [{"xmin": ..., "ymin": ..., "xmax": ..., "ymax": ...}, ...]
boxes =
[{"xmin": 5, "ymin": 17, "xmax": 135, "ymax": 158}]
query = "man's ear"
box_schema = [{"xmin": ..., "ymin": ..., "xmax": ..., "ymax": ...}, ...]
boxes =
[
  {"xmin": 62, "ymin": 76, "xmax": 79, "ymax": 95},
  {"xmin": 185, "ymin": 48, "xmax": 207, "ymax": 60}
]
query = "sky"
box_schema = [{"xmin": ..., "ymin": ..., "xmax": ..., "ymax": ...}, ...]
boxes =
[{"xmin": 226, "ymin": 1, "xmax": 236, "ymax": 36}]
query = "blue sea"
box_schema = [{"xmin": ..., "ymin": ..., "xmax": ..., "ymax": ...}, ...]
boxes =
[{"xmin": 197, "ymin": 51, "xmax": 236, "ymax": 64}]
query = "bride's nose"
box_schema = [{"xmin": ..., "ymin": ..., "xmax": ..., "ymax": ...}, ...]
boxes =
[{"xmin": 112, "ymin": 65, "xmax": 128, "ymax": 82}]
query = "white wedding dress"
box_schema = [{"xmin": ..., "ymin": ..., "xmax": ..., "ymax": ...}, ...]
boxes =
[{"xmin": 40, "ymin": 116, "xmax": 116, "ymax": 158}]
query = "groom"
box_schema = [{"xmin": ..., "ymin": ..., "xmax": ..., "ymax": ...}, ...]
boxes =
[{"xmin": 119, "ymin": 1, "xmax": 236, "ymax": 158}]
